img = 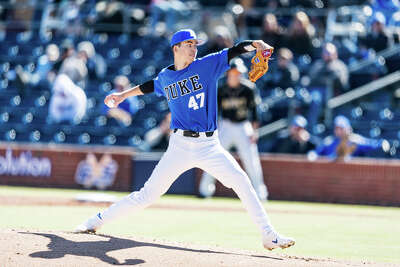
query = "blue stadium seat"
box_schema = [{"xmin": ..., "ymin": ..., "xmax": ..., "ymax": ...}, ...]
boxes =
[
  {"xmin": 76, "ymin": 132, "xmax": 91, "ymax": 145},
  {"xmin": 103, "ymin": 134, "xmax": 117, "ymax": 145},
  {"xmin": 350, "ymin": 73, "xmax": 373, "ymax": 88},
  {"xmin": 4, "ymin": 128, "xmax": 17, "ymax": 141},
  {"xmin": 386, "ymin": 55, "xmax": 400, "ymax": 73},
  {"xmin": 128, "ymin": 135, "xmax": 144, "ymax": 147},
  {"xmin": 53, "ymin": 131, "xmax": 68, "ymax": 143}
]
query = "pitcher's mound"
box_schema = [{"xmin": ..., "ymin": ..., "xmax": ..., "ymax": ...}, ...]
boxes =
[{"xmin": 0, "ymin": 229, "xmax": 385, "ymax": 267}]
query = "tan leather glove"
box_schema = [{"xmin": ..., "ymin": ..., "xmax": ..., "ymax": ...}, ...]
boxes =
[{"xmin": 248, "ymin": 48, "xmax": 273, "ymax": 83}]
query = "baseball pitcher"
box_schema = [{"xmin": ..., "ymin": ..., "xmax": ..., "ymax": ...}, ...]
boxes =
[{"xmin": 75, "ymin": 29, "xmax": 294, "ymax": 251}]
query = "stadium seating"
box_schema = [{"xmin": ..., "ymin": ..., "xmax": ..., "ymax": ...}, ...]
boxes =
[{"xmin": 0, "ymin": 1, "xmax": 399, "ymax": 158}]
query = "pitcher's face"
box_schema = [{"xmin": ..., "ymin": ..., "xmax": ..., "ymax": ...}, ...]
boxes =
[{"xmin": 175, "ymin": 40, "xmax": 198, "ymax": 62}]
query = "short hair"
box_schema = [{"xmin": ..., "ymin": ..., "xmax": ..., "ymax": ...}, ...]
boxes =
[
  {"xmin": 278, "ymin": 48, "xmax": 293, "ymax": 61},
  {"xmin": 114, "ymin": 75, "xmax": 130, "ymax": 88},
  {"xmin": 77, "ymin": 41, "xmax": 95, "ymax": 58},
  {"xmin": 323, "ymin": 42, "xmax": 337, "ymax": 57},
  {"xmin": 171, "ymin": 42, "xmax": 182, "ymax": 53}
]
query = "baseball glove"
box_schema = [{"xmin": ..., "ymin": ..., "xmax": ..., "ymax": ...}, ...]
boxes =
[
  {"xmin": 336, "ymin": 136, "xmax": 357, "ymax": 161},
  {"xmin": 248, "ymin": 48, "xmax": 273, "ymax": 83}
]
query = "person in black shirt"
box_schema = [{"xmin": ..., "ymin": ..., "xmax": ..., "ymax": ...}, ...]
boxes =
[
  {"xmin": 199, "ymin": 58, "xmax": 268, "ymax": 201},
  {"xmin": 260, "ymin": 13, "xmax": 284, "ymax": 49},
  {"xmin": 52, "ymin": 39, "xmax": 75, "ymax": 75},
  {"xmin": 306, "ymin": 42, "xmax": 348, "ymax": 131},
  {"xmin": 358, "ymin": 12, "xmax": 391, "ymax": 53},
  {"xmin": 264, "ymin": 47, "xmax": 299, "ymax": 90},
  {"xmin": 282, "ymin": 11, "xmax": 315, "ymax": 56},
  {"xmin": 270, "ymin": 115, "xmax": 319, "ymax": 154}
]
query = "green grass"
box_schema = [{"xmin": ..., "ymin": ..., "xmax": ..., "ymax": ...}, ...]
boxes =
[{"xmin": 0, "ymin": 185, "xmax": 399, "ymax": 263}]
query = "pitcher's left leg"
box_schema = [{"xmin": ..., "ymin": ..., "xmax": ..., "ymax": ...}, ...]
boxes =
[
  {"xmin": 198, "ymin": 146, "xmax": 270, "ymax": 232},
  {"xmin": 197, "ymin": 144, "xmax": 294, "ymax": 250}
]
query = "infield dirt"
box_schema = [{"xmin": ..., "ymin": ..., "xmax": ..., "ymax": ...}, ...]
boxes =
[{"xmin": 0, "ymin": 229, "xmax": 395, "ymax": 267}]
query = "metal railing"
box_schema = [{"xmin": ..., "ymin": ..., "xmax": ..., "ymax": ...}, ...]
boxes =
[
  {"xmin": 327, "ymin": 70, "xmax": 400, "ymax": 109},
  {"xmin": 257, "ymin": 118, "xmax": 288, "ymax": 138},
  {"xmin": 322, "ymin": 70, "xmax": 400, "ymax": 126},
  {"xmin": 258, "ymin": 71, "xmax": 400, "ymax": 138},
  {"xmin": 348, "ymin": 44, "xmax": 400, "ymax": 73}
]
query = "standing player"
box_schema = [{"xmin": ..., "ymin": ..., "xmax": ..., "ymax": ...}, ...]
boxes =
[
  {"xmin": 199, "ymin": 58, "xmax": 268, "ymax": 201},
  {"xmin": 75, "ymin": 29, "xmax": 295, "ymax": 250}
]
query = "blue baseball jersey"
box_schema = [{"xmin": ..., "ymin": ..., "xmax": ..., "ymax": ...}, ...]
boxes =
[
  {"xmin": 153, "ymin": 48, "xmax": 229, "ymax": 132},
  {"xmin": 315, "ymin": 134, "xmax": 384, "ymax": 158}
]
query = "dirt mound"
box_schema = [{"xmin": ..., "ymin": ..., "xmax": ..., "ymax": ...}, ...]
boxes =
[{"xmin": 0, "ymin": 229, "xmax": 387, "ymax": 267}]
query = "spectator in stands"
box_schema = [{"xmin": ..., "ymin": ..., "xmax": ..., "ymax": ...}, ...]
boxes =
[
  {"xmin": 308, "ymin": 115, "xmax": 390, "ymax": 161},
  {"xmin": 84, "ymin": 41, "xmax": 107, "ymax": 80},
  {"xmin": 370, "ymin": 0, "xmax": 400, "ymax": 24},
  {"xmin": 59, "ymin": 40, "xmax": 106, "ymax": 88},
  {"xmin": 87, "ymin": 0, "xmax": 124, "ymax": 34},
  {"xmin": 263, "ymin": 47, "xmax": 299, "ymax": 89},
  {"xmin": 359, "ymin": 12, "xmax": 391, "ymax": 53},
  {"xmin": 389, "ymin": 11, "xmax": 400, "ymax": 44},
  {"xmin": 59, "ymin": 41, "xmax": 92, "ymax": 89},
  {"xmin": 283, "ymin": 11, "xmax": 315, "ymax": 56},
  {"xmin": 103, "ymin": 75, "xmax": 139, "ymax": 127},
  {"xmin": 12, "ymin": 43, "xmax": 60, "ymax": 94},
  {"xmin": 52, "ymin": 39, "xmax": 75, "ymax": 74},
  {"xmin": 48, "ymin": 74, "xmax": 87, "ymax": 125},
  {"xmin": 306, "ymin": 42, "xmax": 349, "ymax": 132},
  {"xmin": 205, "ymin": 25, "xmax": 234, "ymax": 54},
  {"xmin": 270, "ymin": 115, "xmax": 319, "ymax": 154},
  {"xmin": 139, "ymin": 112, "xmax": 171, "ymax": 151},
  {"xmin": 57, "ymin": 0, "xmax": 86, "ymax": 37},
  {"xmin": 149, "ymin": 0, "xmax": 190, "ymax": 35},
  {"xmin": 3, "ymin": 0, "xmax": 35, "ymax": 32},
  {"xmin": 30, "ymin": 43, "xmax": 60, "ymax": 88},
  {"xmin": 260, "ymin": 13, "xmax": 284, "ymax": 49},
  {"xmin": 231, "ymin": 0, "xmax": 256, "ymax": 39}
]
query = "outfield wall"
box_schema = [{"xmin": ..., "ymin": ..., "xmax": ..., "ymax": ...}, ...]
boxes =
[
  {"xmin": 203, "ymin": 154, "xmax": 400, "ymax": 206},
  {"xmin": 0, "ymin": 143, "xmax": 399, "ymax": 205},
  {"xmin": 0, "ymin": 143, "xmax": 195, "ymax": 195},
  {"xmin": 0, "ymin": 142, "xmax": 133, "ymax": 191},
  {"xmin": 132, "ymin": 153, "xmax": 197, "ymax": 195}
]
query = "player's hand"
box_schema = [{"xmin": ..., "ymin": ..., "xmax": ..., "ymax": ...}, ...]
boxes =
[
  {"xmin": 252, "ymin": 40, "xmax": 273, "ymax": 53},
  {"xmin": 104, "ymin": 92, "xmax": 124, "ymax": 108}
]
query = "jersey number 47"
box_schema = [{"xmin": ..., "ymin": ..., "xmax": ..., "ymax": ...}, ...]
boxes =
[{"xmin": 188, "ymin": 92, "xmax": 205, "ymax": 110}]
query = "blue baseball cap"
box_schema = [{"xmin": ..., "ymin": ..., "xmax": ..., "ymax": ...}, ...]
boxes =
[
  {"xmin": 170, "ymin": 29, "xmax": 205, "ymax": 47},
  {"xmin": 291, "ymin": 115, "xmax": 307, "ymax": 128},
  {"xmin": 334, "ymin": 115, "xmax": 351, "ymax": 129}
]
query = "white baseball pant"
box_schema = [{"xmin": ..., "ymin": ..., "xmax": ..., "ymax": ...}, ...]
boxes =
[
  {"xmin": 199, "ymin": 119, "xmax": 268, "ymax": 200},
  {"xmin": 97, "ymin": 130, "xmax": 272, "ymax": 234}
]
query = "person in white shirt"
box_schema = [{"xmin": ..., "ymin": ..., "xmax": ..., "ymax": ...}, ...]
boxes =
[{"xmin": 48, "ymin": 74, "xmax": 87, "ymax": 124}]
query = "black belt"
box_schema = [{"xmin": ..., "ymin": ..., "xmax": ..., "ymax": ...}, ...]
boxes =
[{"xmin": 173, "ymin": 129, "xmax": 214, "ymax": 137}]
